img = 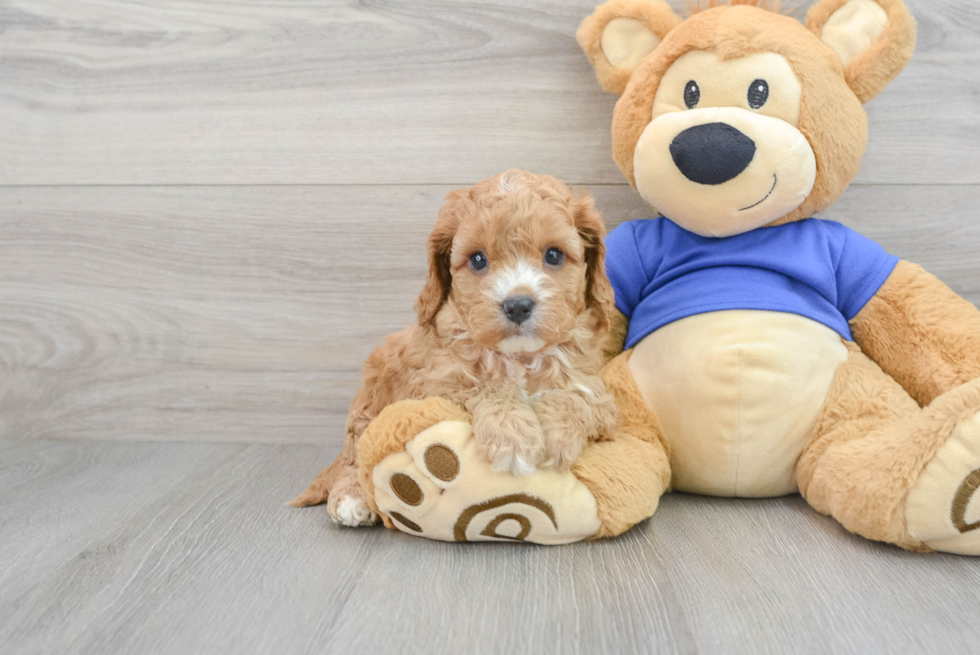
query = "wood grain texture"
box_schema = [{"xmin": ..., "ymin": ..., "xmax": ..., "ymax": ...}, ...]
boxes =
[
  {"xmin": 1, "ymin": 438, "xmax": 978, "ymax": 655},
  {"xmin": 2, "ymin": 184, "xmax": 978, "ymax": 443},
  {"xmin": 0, "ymin": 0, "xmax": 978, "ymax": 186},
  {"xmin": 1, "ymin": 0, "xmax": 978, "ymax": 650}
]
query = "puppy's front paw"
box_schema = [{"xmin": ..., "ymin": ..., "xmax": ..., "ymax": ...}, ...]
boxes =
[
  {"xmin": 472, "ymin": 410, "xmax": 545, "ymax": 477},
  {"xmin": 532, "ymin": 390, "xmax": 607, "ymax": 471},
  {"xmin": 539, "ymin": 424, "xmax": 588, "ymax": 472},
  {"xmin": 490, "ymin": 449, "xmax": 538, "ymax": 477}
]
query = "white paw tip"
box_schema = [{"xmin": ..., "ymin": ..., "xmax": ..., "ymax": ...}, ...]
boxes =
[
  {"xmin": 334, "ymin": 495, "xmax": 376, "ymax": 527},
  {"xmin": 489, "ymin": 453, "xmax": 536, "ymax": 477},
  {"xmin": 489, "ymin": 456, "xmax": 511, "ymax": 474},
  {"xmin": 513, "ymin": 456, "xmax": 536, "ymax": 477}
]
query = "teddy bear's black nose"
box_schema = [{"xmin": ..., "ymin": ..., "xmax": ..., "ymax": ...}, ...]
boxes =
[{"xmin": 669, "ymin": 122, "xmax": 756, "ymax": 185}]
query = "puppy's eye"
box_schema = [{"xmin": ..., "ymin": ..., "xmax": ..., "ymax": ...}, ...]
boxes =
[
  {"xmin": 748, "ymin": 79, "xmax": 769, "ymax": 110},
  {"xmin": 684, "ymin": 80, "xmax": 700, "ymax": 109},
  {"xmin": 544, "ymin": 248, "xmax": 564, "ymax": 266},
  {"xmin": 468, "ymin": 251, "xmax": 488, "ymax": 272}
]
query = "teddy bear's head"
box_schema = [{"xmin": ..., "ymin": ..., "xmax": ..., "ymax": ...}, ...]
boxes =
[{"xmin": 578, "ymin": 0, "xmax": 916, "ymax": 237}]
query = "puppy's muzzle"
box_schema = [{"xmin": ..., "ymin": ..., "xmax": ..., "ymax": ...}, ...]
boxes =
[{"xmin": 501, "ymin": 296, "xmax": 535, "ymax": 325}]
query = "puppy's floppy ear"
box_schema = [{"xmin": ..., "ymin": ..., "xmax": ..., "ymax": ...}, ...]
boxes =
[
  {"xmin": 573, "ymin": 194, "xmax": 616, "ymax": 331},
  {"xmin": 416, "ymin": 189, "xmax": 468, "ymax": 327},
  {"xmin": 807, "ymin": 0, "xmax": 916, "ymax": 103},
  {"xmin": 577, "ymin": 0, "xmax": 683, "ymax": 95}
]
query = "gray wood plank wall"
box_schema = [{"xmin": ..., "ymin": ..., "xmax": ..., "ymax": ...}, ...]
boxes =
[
  {"xmin": 2, "ymin": 0, "xmax": 978, "ymax": 445},
  {"xmin": 3, "ymin": 3, "xmax": 980, "ymax": 654}
]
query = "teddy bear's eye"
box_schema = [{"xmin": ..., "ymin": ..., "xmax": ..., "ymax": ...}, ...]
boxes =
[
  {"xmin": 748, "ymin": 79, "xmax": 769, "ymax": 110},
  {"xmin": 684, "ymin": 80, "xmax": 700, "ymax": 109}
]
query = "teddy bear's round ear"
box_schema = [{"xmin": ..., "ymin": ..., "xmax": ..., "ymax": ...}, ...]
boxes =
[
  {"xmin": 577, "ymin": 0, "xmax": 683, "ymax": 95},
  {"xmin": 806, "ymin": 0, "xmax": 916, "ymax": 103}
]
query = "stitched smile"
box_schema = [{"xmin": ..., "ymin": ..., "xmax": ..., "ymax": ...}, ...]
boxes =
[{"xmin": 739, "ymin": 174, "xmax": 778, "ymax": 211}]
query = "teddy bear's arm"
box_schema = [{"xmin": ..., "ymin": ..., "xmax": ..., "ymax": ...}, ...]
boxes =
[
  {"xmin": 849, "ymin": 260, "xmax": 980, "ymax": 406},
  {"xmin": 602, "ymin": 309, "xmax": 630, "ymax": 363}
]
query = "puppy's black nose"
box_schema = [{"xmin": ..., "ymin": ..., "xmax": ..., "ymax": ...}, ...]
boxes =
[
  {"xmin": 502, "ymin": 296, "xmax": 535, "ymax": 325},
  {"xmin": 670, "ymin": 122, "xmax": 756, "ymax": 185}
]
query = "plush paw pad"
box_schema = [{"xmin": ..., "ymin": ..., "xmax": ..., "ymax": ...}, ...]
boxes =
[
  {"xmin": 906, "ymin": 411, "xmax": 980, "ymax": 555},
  {"xmin": 371, "ymin": 420, "xmax": 600, "ymax": 544}
]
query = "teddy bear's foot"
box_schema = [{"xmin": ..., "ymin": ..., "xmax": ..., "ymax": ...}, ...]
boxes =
[
  {"xmin": 370, "ymin": 418, "xmax": 602, "ymax": 544},
  {"xmin": 906, "ymin": 405, "xmax": 980, "ymax": 556}
]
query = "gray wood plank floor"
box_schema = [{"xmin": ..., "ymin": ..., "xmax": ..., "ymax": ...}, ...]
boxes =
[
  {"xmin": 2, "ymin": 438, "xmax": 979, "ymax": 655},
  {"xmin": 2, "ymin": 0, "xmax": 979, "ymax": 652}
]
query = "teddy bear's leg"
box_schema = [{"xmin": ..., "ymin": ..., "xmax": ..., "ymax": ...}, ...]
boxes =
[
  {"xmin": 358, "ymin": 370, "xmax": 670, "ymax": 542},
  {"xmin": 904, "ymin": 385, "xmax": 980, "ymax": 555},
  {"xmin": 576, "ymin": 350, "xmax": 672, "ymax": 538},
  {"xmin": 797, "ymin": 343, "xmax": 980, "ymax": 554}
]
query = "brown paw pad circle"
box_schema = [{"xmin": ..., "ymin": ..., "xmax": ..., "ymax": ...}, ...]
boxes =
[
  {"xmin": 481, "ymin": 514, "xmax": 531, "ymax": 540},
  {"xmin": 952, "ymin": 468, "xmax": 980, "ymax": 534},
  {"xmin": 423, "ymin": 444, "xmax": 459, "ymax": 482},
  {"xmin": 454, "ymin": 494, "xmax": 557, "ymax": 542},
  {"xmin": 390, "ymin": 473, "xmax": 423, "ymax": 506},
  {"xmin": 388, "ymin": 511, "xmax": 423, "ymax": 533}
]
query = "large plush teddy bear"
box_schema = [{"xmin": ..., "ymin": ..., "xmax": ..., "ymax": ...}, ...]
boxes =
[
  {"xmin": 300, "ymin": 0, "xmax": 980, "ymax": 553},
  {"xmin": 575, "ymin": 0, "xmax": 980, "ymax": 555}
]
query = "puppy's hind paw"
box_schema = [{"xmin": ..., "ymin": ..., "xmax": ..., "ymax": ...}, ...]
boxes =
[{"xmin": 330, "ymin": 494, "xmax": 378, "ymax": 527}]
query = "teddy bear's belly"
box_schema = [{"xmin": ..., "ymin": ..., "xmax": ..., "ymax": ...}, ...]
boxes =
[{"xmin": 628, "ymin": 310, "xmax": 849, "ymax": 497}]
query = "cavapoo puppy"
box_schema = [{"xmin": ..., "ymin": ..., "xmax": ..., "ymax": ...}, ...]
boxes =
[{"xmin": 292, "ymin": 169, "xmax": 619, "ymax": 526}]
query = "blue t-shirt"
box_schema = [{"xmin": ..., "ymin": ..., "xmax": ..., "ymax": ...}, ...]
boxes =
[{"xmin": 606, "ymin": 218, "xmax": 899, "ymax": 349}]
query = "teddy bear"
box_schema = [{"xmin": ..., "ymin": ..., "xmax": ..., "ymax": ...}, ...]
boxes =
[
  {"xmin": 300, "ymin": 0, "xmax": 980, "ymax": 553},
  {"xmin": 574, "ymin": 0, "xmax": 980, "ymax": 555}
]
